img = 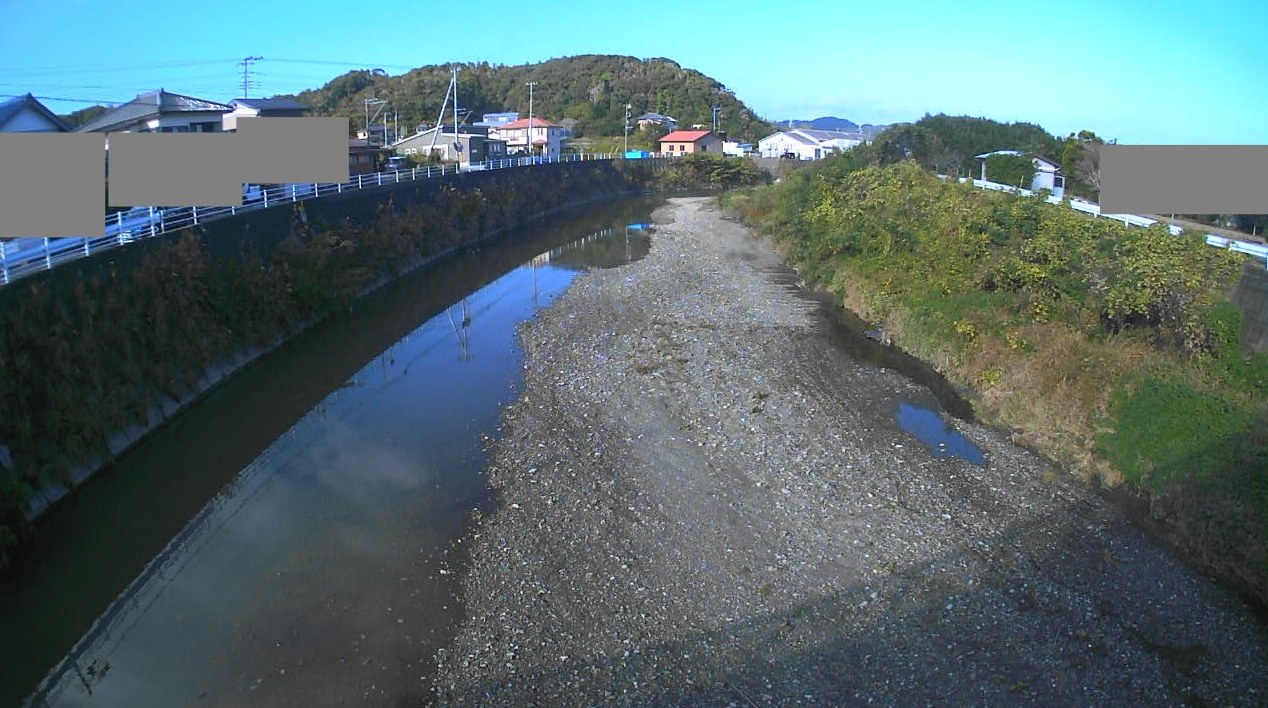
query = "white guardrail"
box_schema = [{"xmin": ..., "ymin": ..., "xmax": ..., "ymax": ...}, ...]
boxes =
[
  {"xmin": 0, "ymin": 152, "xmax": 625, "ymax": 287},
  {"xmin": 945, "ymin": 176, "xmax": 1268, "ymax": 269}
]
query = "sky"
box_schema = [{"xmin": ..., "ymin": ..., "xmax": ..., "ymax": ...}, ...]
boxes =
[{"xmin": 1, "ymin": 0, "xmax": 1265, "ymax": 144}]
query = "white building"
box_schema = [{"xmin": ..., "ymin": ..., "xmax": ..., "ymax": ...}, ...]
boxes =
[
  {"xmin": 722, "ymin": 141, "xmax": 752, "ymax": 156},
  {"xmin": 222, "ymin": 98, "xmax": 310, "ymax": 131},
  {"xmin": 75, "ymin": 89, "xmax": 230, "ymax": 133},
  {"xmin": 0, "ymin": 94, "xmax": 70, "ymax": 132},
  {"xmin": 758, "ymin": 129, "xmax": 864, "ymax": 160},
  {"xmin": 974, "ymin": 150, "xmax": 1065, "ymax": 198},
  {"xmin": 489, "ymin": 117, "xmax": 567, "ymax": 159}
]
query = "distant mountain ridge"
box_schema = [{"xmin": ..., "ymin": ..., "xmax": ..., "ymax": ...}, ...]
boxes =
[{"xmin": 779, "ymin": 116, "xmax": 889, "ymax": 139}]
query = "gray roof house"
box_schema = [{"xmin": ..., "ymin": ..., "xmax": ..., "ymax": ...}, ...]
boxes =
[
  {"xmin": 0, "ymin": 93, "xmax": 71, "ymax": 132},
  {"xmin": 222, "ymin": 97, "xmax": 312, "ymax": 131},
  {"xmin": 636, "ymin": 112, "xmax": 678, "ymax": 131},
  {"xmin": 390, "ymin": 126, "xmax": 506, "ymax": 166},
  {"xmin": 75, "ymin": 89, "xmax": 231, "ymax": 133}
]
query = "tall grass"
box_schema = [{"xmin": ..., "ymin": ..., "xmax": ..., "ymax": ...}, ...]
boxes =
[{"xmin": 722, "ymin": 159, "xmax": 1268, "ymax": 602}]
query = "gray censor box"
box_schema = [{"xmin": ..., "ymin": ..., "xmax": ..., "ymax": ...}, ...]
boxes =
[
  {"xmin": 0, "ymin": 117, "xmax": 350, "ymax": 238},
  {"xmin": 1100, "ymin": 145, "xmax": 1268, "ymax": 214},
  {"xmin": 235, "ymin": 117, "xmax": 348, "ymax": 184},
  {"xmin": 108, "ymin": 132, "xmax": 245, "ymax": 207},
  {"xmin": 0, "ymin": 133, "xmax": 105, "ymax": 238}
]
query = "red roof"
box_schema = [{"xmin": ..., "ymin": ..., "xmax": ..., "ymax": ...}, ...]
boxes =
[
  {"xmin": 496, "ymin": 117, "xmax": 559, "ymax": 130},
  {"xmin": 660, "ymin": 130, "xmax": 713, "ymax": 143}
]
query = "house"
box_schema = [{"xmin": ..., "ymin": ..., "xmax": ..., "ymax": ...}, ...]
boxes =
[
  {"xmin": 722, "ymin": 141, "xmax": 753, "ymax": 157},
  {"xmin": 636, "ymin": 112, "xmax": 678, "ymax": 132},
  {"xmin": 796, "ymin": 129, "xmax": 864, "ymax": 152},
  {"xmin": 474, "ymin": 112, "xmax": 519, "ymax": 128},
  {"xmin": 758, "ymin": 131, "xmax": 819, "ymax": 159},
  {"xmin": 222, "ymin": 98, "xmax": 311, "ymax": 131},
  {"xmin": 356, "ymin": 124, "xmax": 396, "ymax": 146},
  {"xmin": 974, "ymin": 150, "xmax": 1066, "ymax": 198},
  {"xmin": 659, "ymin": 130, "xmax": 723, "ymax": 155},
  {"xmin": 0, "ymin": 93, "xmax": 70, "ymax": 132},
  {"xmin": 758, "ymin": 129, "xmax": 864, "ymax": 160},
  {"xmin": 390, "ymin": 126, "xmax": 507, "ymax": 165},
  {"xmin": 74, "ymin": 89, "xmax": 231, "ymax": 133},
  {"xmin": 489, "ymin": 117, "xmax": 567, "ymax": 159},
  {"xmin": 348, "ymin": 138, "xmax": 388, "ymax": 175}
]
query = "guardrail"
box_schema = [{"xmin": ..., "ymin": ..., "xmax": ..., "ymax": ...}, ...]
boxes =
[
  {"xmin": 0, "ymin": 152, "xmax": 622, "ymax": 287},
  {"xmin": 946, "ymin": 175, "xmax": 1268, "ymax": 269}
]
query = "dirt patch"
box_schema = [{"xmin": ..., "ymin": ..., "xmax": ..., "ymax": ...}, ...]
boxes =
[{"xmin": 434, "ymin": 198, "xmax": 1268, "ymax": 707}]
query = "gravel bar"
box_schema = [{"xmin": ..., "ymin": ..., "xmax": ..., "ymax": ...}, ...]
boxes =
[{"xmin": 434, "ymin": 197, "xmax": 1268, "ymax": 707}]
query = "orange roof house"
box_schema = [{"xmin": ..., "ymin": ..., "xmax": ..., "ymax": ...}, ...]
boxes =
[{"xmin": 659, "ymin": 129, "xmax": 723, "ymax": 155}]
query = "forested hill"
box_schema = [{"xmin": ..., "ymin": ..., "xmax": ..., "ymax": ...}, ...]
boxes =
[
  {"xmin": 916, "ymin": 113, "xmax": 1064, "ymax": 162},
  {"xmin": 285, "ymin": 55, "xmax": 775, "ymax": 142}
]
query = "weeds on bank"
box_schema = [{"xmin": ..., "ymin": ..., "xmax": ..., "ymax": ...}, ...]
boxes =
[{"xmin": 721, "ymin": 158, "xmax": 1268, "ymax": 600}]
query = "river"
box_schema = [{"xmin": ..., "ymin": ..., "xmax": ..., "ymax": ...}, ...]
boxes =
[{"xmin": 1, "ymin": 197, "xmax": 661, "ymax": 708}]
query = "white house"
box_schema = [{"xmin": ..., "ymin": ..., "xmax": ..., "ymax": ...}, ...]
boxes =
[
  {"xmin": 758, "ymin": 129, "xmax": 864, "ymax": 160},
  {"xmin": 489, "ymin": 117, "xmax": 566, "ymax": 159},
  {"xmin": 722, "ymin": 141, "xmax": 752, "ymax": 157},
  {"xmin": 222, "ymin": 97, "xmax": 311, "ymax": 131},
  {"xmin": 0, "ymin": 93, "xmax": 70, "ymax": 132},
  {"xmin": 75, "ymin": 89, "xmax": 231, "ymax": 133},
  {"xmin": 974, "ymin": 150, "xmax": 1065, "ymax": 198}
]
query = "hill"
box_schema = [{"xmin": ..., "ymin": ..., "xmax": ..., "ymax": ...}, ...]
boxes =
[
  {"xmin": 285, "ymin": 55, "xmax": 774, "ymax": 143},
  {"xmin": 781, "ymin": 116, "xmax": 860, "ymax": 132},
  {"xmin": 777, "ymin": 116, "xmax": 892, "ymax": 140}
]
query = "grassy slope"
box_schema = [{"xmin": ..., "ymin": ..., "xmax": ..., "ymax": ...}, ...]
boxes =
[{"xmin": 722, "ymin": 159, "xmax": 1268, "ymax": 603}]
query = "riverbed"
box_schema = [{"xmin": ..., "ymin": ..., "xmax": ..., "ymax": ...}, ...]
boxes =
[{"xmin": 436, "ymin": 197, "xmax": 1268, "ymax": 707}]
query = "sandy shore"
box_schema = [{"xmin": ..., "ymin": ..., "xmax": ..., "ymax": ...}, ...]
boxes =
[{"xmin": 433, "ymin": 197, "xmax": 1267, "ymax": 707}]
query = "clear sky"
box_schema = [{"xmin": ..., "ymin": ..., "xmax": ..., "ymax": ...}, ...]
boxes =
[{"xmin": 1, "ymin": 0, "xmax": 1264, "ymax": 144}]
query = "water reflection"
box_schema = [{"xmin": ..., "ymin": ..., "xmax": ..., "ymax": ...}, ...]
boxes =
[
  {"xmin": 893, "ymin": 402, "xmax": 986, "ymax": 465},
  {"xmin": 23, "ymin": 218, "xmax": 654, "ymax": 707}
]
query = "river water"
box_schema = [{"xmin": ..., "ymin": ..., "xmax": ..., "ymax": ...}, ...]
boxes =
[{"xmin": 2, "ymin": 197, "xmax": 660, "ymax": 708}]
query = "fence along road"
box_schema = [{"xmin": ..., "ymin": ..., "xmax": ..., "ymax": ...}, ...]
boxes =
[{"xmin": 0, "ymin": 153, "xmax": 623, "ymax": 287}]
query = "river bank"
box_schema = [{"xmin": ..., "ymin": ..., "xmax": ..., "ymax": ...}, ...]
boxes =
[{"xmin": 435, "ymin": 197, "xmax": 1267, "ymax": 706}]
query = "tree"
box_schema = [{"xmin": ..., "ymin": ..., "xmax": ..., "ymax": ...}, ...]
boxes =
[{"xmin": 983, "ymin": 153, "xmax": 1036, "ymax": 188}]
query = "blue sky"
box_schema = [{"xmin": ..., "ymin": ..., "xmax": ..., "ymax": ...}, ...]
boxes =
[{"xmin": 1, "ymin": 0, "xmax": 1264, "ymax": 144}]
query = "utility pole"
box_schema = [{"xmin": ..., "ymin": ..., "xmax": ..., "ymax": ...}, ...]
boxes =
[
  {"xmin": 525, "ymin": 81, "xmax": 536, "ymax": 156},
  {"xmin": 239, "ymin": 56, "xmax": 263, "ymax": 98},
  {"xmin": 711, "ymin": 105, "xmax": 721, "ymax": 132},
  {"xmin": 624, "ymin": 103, "xmax": 631, "ymax": 154},
  {"xmin": 364, "ymin": 97, "xmax": 387, "ymax": 144}
]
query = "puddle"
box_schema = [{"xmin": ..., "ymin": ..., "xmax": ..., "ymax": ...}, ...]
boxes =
[{"xmin": 894, "ymin": 402, "xmax": 986, "ymax": 464}]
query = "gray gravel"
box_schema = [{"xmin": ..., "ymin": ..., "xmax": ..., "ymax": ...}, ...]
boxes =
[{"xmin": 433, "ymin": 197, "xmax": 1268, "ymax": 707}]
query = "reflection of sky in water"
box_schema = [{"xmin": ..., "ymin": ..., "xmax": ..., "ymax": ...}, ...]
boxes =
[
  {"xmin": 894, "ymin": 403, "xmax": 985, "ymax": 465},
  {"xmin": 30, "ymin": 226, "xmax": 643, "ymax": 707}
]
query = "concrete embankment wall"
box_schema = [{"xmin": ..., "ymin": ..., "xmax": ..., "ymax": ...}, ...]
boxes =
[{"xmin": 0, "ymin": 159, "xmax": 666, "ymax": 519}]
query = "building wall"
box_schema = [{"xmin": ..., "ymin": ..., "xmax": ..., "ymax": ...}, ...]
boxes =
[
  {"xmin": 0, "ymin": 106, "xmax": 64, "ymax": 132},
  {"xmin": 661, "ymin": 135, "xmax": 722, "ymax": 155},
  {"xmin": 136, "ymin": 112, "xmax": 225, "ymax": 133},
  {"xmin": 758, "ymin": 133, "xmax": 815, "ymax": 159}
]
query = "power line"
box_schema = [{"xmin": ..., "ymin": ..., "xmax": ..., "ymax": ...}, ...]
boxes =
[
  {"xmin": 0, "ymin": 94, "xmax": 125, "ymax": 105},
  {"xmin": 13, "ymin": 58, "xmax": 242, "ymax": 76}
]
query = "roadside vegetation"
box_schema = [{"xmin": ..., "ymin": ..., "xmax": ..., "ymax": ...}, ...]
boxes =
[
  {"xmin": 722, "ymin": 154, "xmax": 1268, "ymax": 603},
  {"xmin": 661, "ymin": 153, "xmax": 768, "ymax": 190}
]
